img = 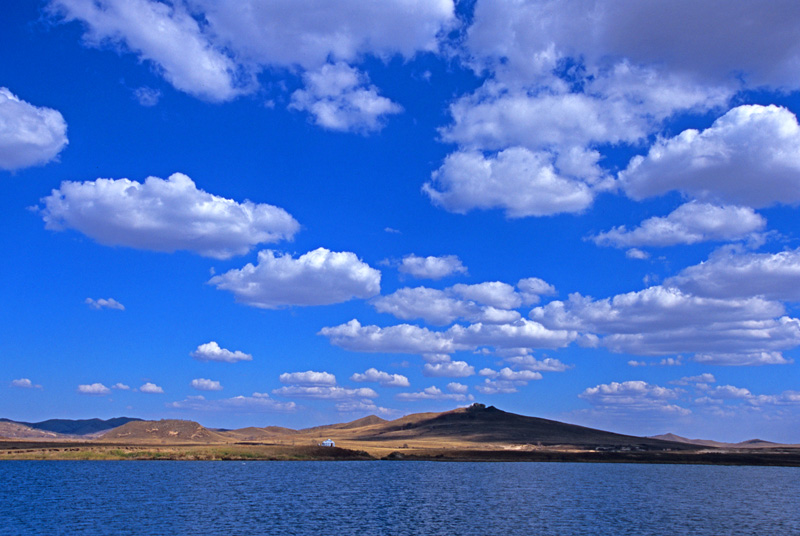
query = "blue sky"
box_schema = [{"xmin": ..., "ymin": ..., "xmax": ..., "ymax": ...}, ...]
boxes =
[{"xmin": 3, "ymin": 0, "xmax": 800, "ymax": 442}]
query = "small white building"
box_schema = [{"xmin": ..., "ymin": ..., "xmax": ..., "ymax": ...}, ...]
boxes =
[{"xmin": 320, "ymin": 439, "xmax": 335, "ymax": 447}]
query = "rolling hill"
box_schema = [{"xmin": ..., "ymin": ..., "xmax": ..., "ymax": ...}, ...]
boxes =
[
  {"xmin": 294, "ymin": 404, "xmax": 696, "ymax": 450},
  {"xmin": 100, "ymin": 419, "xmax": 229, "ymax": 444},
  {"xmin": 0, "ymin": 417, "xmax": 141, "ymax": 436}
]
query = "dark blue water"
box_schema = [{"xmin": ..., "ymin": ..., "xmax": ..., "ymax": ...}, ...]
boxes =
[{"xmin": 1, "ymin": 461, "xmax": 798, "ymax": 535}]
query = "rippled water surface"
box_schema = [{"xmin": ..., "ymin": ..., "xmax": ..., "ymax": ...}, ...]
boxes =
[{"xmin": 2, "ymin": 461, "xmax": 799, "ymax": 535}]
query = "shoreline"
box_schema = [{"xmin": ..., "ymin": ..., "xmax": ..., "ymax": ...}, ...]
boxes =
[{"xmin": 2, "ymin": 441, "xmax": 799, "ymax": 466}]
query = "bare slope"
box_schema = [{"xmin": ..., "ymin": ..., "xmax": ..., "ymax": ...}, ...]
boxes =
[
  {"xmin": 651, "ymin": 433, "xmax": 795, "ymax": 449},
  {"xmin": 299, "ymin": 404, "xmax": 696, "ymax": 450},
  {"xmin": 0, "ymin": 422, "xmax": 65, "ymax": 440},
  {"xmin": 101, "ymin": 419, "xmax": 229, "ymax": 444},
  {"xmin": 0, "ymin": 417, "xmax": 142, "ymax": 437}
]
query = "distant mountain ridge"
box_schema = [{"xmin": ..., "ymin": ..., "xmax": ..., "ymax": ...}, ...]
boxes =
[
  {"xmin": 650, "ymin": 433, "xmax": 791, "ymax": 449},
  {"xmin": 3, "ymin": 407, "xmax": 793, "ymax": 448},
  {"xmin": 0, "ymin": 417, "xmax": 141, "ymax": 437}
]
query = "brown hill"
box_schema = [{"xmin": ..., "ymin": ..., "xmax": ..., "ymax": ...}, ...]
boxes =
[
  {"xmin": 651, "ymin": 433, "xmax": 794, "ymax": 449},
  {"xmin": 650, "ymin": 433, "xmax": 725, "ymax": 448},
  {"xmin": 340, "ymin": 404, "xmax": 694, "ymax": 449},
  {"xmin": 302, "ymin": 414, "xmax": 388, "ymax": 433},
  {"xmin": 100, "ymin": 419, "xmax": 229, "ymax": 444},
  {"xmin": 222, "ymin": 426, "xmax": 300, "ymax": 442},
  {"xmin": 0, "ymin": 422, "xmax": 65, "ymax": 440}
]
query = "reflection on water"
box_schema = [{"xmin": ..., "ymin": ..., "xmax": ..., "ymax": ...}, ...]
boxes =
[{"xmin": 2, "ymin": 461, "xmax": 799, "ymax": 535}]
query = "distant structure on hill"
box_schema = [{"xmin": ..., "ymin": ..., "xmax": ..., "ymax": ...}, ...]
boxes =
[{"xmin": 320, "ymin": 439, "xmax": 335, "ymax": 447}]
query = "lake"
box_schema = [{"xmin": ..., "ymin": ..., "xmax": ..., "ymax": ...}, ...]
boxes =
[{"xmin": 2, "ymin": 461, "xmax": 798, "ymax": 535}]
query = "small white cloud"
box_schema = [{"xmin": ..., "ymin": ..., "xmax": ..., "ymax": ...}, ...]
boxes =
[
  {"xmin": 112, "ymin": 383, "xmax": 130, "ymax": 390},
  {"xmin": 210, "ymin": 247, "xmax": 381, "ymax": 308},
  {"xmin": 0, "ymin": 87, "xmax": 68, "ymax": 171},
  {"xmin": 320, "ymin": 319, "xmax": 461, "ymax": 354},
  {"xmin": 41, "ymin": 173, "xmax": 299, "ymax": 259},
  {"xmin": 504, "ymin": 355, "xmax": 571, "ymax": 372},
  {"xmin": 398, "ymin": 254, "xmax": 467, "ymax": 280},
  {"xmin": 671, "ymin": 373, "xmax": 716, "ymax": 386},
  {"xmin": 191, "ymin": 378, "xmax": 223, "ymax": 391},
  {"xmin": 478, "ymin": 367, "xmax": 542, "ymax": 382},
  {"xmin": 290, "ymin": 62, "xmax": 402, "ymax": 133},
  {"xmin": 626, "ymin": 248, "xmax": 650, "ymax": 260},
  {"xmin": 133, "ymin": 86, "xmax": 161, "ymax": 106},
  {"xmin": 272, "ymin": 385, "xmax": 378, "ymax": 399},
  {"xmin": 474, "ymin": 378, "xmax": 520, "ymax": 395},
  {"xmin": 169, "ymin": 392, "xmax": 296, "ymax": 413},
  {"xmin": 384, "ymin": 227, "xmax": 401, "ymax": 234},
  {"xmin": 423, "ymin": 359, "xmax": 475, "ymax": 378},
  {"xmin": 424, "ymin": 148, "xmax": 597, "ymax": 218},
  {"xmin": 580, "ymin": 380, "xmax": 689, "ymax": 415},
  {"xmin": 335, "ymin": 400, "xmax": 395, "ymax": 415},
  {"xmin": 373, "ymin": 286, "xmax": 521, "ymax": 326},
  {"xmin": 350, "ymin": 368, "xmax": 410, "ymax": 387},
  {"xmin": 591, "ymin": 202, "xmax": 766, "ymax": 248},
  {"xmin": 446, "ymin": 382, "xmax": 469, "ymax": 394},
  {"xmin": 396, "ymin": 385, "xmax": 473, "ymax": 402},
  {"xmin": 140, "ymin": 382, "xmax": 164, "ymax": 394},
  {"xmin": 449, "ymin": 282, "xmax": 521, "ymax": 309},
  {"xmin": 78, "ymin": 383, "xmax": 111, "ymax": 395},
  {"xmin": 191, "ymin": 341, "xmax": 252, "ymax": 363},
  {"xmin": 628, "ymin": 360, "xmax": 647, "ymax": 367},
  {"xmin": 279, "ymin": 371, "xmax": 337, "ymax": 386},
  {"xmin": 11, "ymin": 378, "xmax": 42, "ymax": 389},
  {"xmin": 517, "ymin": 277, "xmax": 557, "ymax": 305},
  {"xmin": 693, "ymin": 351, "xmax": 793, "ymax": 366},
  {"xmin": 85, "ymin": 297, "xmax": 125, "ymax": 311}
]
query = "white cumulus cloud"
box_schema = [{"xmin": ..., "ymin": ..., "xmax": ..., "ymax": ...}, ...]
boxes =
[
  {"xmin": 49, "ymin": 0, "xmax": 251, "ymax": 102},
  {"xmin": 0, "ymin": 87, "xmax": 68, "ymax": 171},
  {"xmin": 666, "ymin": 247, "xmax": 800, "ymax": 301},
  {"xmin": 372, "ymin": 286, "xmax": 520, "ymax": 326},
  {"xmin": 319, "ymin": 319, "xmax": 461, "ymax": 354},
  {"xmin": 422, "ymin": 359, "xmax": 475, "ymax": 378},
  {"xmin": 50, "ymin": 0, "xmax": 454, "ymax": 106},
  {"xmin": 139, "ymin": 382, "xmax": 164, "ymax": 394},
  {"xmin": 591, "ymin": 202, "xmax": 766, "ymax": 248},
  {"xmin": 621, "ymin": 105, "xmax": 800, "ymax": 208},
  {"xmin": 398, "ymin": 254, "xmax": 467, "ymax": 280},
  {"xmin": 479, "ymin": 367, "xmax": 543, "ymax": 382},
  {"xmin": 517, "ymin": 278, "xmax": 557, "ymax": 305},
  {"xmin": 424, "ymin": 148, "xmax": 597, "ymax": 218},
  {"xmin": 580, "ymin": 380, "xmax": 689, "ymax": 415},
  {"xmin": 78, "ymin": 383, "xmax": 111, "ymax": 395},
  {"xmin": 279, "ymin": 371, "xmax": 337, "ymax": 386},
  {"xmin": 40, "ymin": 173, "xmax": 299, "ymax": 259},
  {"xmin": 191, "ymin": 342, "xmax": 252, "ymax": 363},
  {"xmin": 210, "ymin": 248, "xmax": 380, "ymax": 308},
  {"xmin": 504, "ymin": 355, "xmax": 572, "ymax": 372},
  {"xmin": 191, "ymin": 378, "xmax": 223, "ymax": 391},
  {"xmin": 532, "ymin": 286, "xmax": 800, "ymax": 364},
  {"xmin": 396, "ymin": 385, "xmax": 473, "ymax": 402},
  {"xmin": 272, "ymin": 385, "xmax": 378, "ymax": 400},
  {"xmin": 169, "ymin": 392, "xmax": 296, "ymax": 413},
  {"xmin": 350, "ymin": 368, "xmax": 409, "ymax": 387},
  {"xmin": 85, "ymin": 297, "xmax": 125, "ymax": 311},
  {"xmin": 449, "ymin": 282, "xmax": 521, "ymax": 309},
  {"xmin": 11, "ymin": 378, "xmax": 42, "ymax": 389},
  {"xmin": 290, "ymin": 62, "xmax": 402, "ymax": 133}
]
